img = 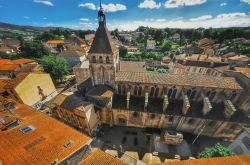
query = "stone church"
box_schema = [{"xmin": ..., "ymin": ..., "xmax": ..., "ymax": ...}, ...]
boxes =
[{"xmin": 78, "ymin": 5, "xmax": 250, "ymax": 140}]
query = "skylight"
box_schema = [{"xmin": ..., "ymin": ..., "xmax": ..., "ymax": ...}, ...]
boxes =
[{"xmin": 20, "ymin": 125, "xmax": 35, "ymax": 134}]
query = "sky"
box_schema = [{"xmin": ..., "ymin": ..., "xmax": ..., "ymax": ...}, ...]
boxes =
[{"xmin": 0, "ymin": 0, "xmax": 250, "ymax": 30}]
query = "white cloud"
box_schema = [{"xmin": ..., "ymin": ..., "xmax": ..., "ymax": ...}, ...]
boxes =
[
  {"xmin": 101, "ymin": 3, "xmax": 127, "ymax": 12},
  {"xmin": 164, "ymin": 0, "xmax": 207, "ymax": 8},
  {"xmin": 78, "ymin": 3, "xmax": 96, "ymax": 10},
  {"xmin": 138, "ymin": 0, "xmax": 161, "ymax": 9},
  {"xmin": 111, "ymin": 12, "xmax": 250, "ymax": 30},
  {"xmin": 33, "ymin": 0, "xmax": 53, "ymax": 7},
  {"xmin": 220, "ymin": 3, "xmax": 227, "ymax": 6},
  {"xmin": 241, "ymin": 0, "xmax": 250, "ymax": 4},
  {"xmin": 80, "ymin": 18, "xmax": 89, "ymax": 22},
  {"xmin": 23, "ymin": 16, "xmax": 30, "ymax": 19},
  {"xmin": 189, "ymin": 15, "xmax": 212, "ymax": 21}
]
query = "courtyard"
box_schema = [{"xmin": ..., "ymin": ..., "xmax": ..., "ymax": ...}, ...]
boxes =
[{"xmin": 91, "ymin": 125, "xmax": 230, "ymax": 164}]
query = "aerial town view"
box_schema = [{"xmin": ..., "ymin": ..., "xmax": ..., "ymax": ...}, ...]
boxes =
[{"xmin": 0, "ymin": 0, "xmax": 250, "ymax": 164}]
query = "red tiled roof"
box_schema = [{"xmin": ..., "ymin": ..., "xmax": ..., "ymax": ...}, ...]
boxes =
[
  {"xmin": 46, "ymin": 40, "xmax": 65, "ymax": 44},
  {"xmin": 0, "ymin": 97, "xmax": 91, "ymax": 165},
  {"xmin": 0, "ymin": 59, "xmax": 12, "ymax": 65},
  {"xmin": 80, "ymin": 149, "xmax": 125, "ymax": 165},
  {"xmin": 0, "ymin": 64, "xmax": 19, "ymax": 71},
  {"xmin": 150, "ymin": 155, "xmax": 250, "ymax": 165},
  {"xmin": 12, "ymin": 58, "xmax": 35, "ymax": 65}
]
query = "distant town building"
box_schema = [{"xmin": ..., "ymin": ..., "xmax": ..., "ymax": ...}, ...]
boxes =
[
  {"xmin": 172, "ymin": 33, "xmax": 181, "ymax": 43},
  {"xmin": 65, "ymin": 34, "xmax": 86, "ymax": 47},
  {"xmin": 45, "ymin": 40, "xmax": 64, "ymax": 54},
  {"xmin": 52, "ymin": 92, "xmax": 101, "ymax": 136},
  {"xmin": 85, "ymin": 34, "xmax": 95, "ymax": 41},
  {"xmin": 0, "ymin": 58, "xmax": 39, "ymax": 78},
  {"xmin": 59, "ymin": 50, "xmax": 86, "ymax": 67},
  {"xmin": 127, "ymin": 46, "xmax": 138, "ymax": 55},
  {"xmin": 198, "ymin": 38, "xmax": 214, "ymax": 49},
  {"xmin": 146, "ymin": 39, "xmax": 156, "ymax": 50}
]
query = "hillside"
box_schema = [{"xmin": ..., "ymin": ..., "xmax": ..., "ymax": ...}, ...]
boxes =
[{"xmin": 0, "ymin": 22, "xmax": 71, "ymax": 32}]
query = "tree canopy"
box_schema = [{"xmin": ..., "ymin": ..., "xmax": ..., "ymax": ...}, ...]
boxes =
[
  {"xmin": 42, "ymin": 55, "xmax": 70, "ymax": 82},
  {"xmin": 197, "ymin": 143, "xmax": 234, "ymax": 159},
  {"xmin": 19, "ymin": 41, "xmax": 49, "ymax": 58}
]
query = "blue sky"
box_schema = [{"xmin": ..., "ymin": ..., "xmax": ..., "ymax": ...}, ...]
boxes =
[{"xmin": 0, "ymin": 0, "xmax": 250, "ymax": 30}]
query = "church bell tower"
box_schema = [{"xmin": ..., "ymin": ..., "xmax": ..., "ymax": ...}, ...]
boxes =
[{"xmin": 88, "ymin": 1, "xmax": 119, "ymax": 87}]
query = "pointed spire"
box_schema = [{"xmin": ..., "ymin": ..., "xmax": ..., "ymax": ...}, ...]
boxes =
[{"xmin": 98, "ymin": 0, "xmax": 105, "ymax": 24}]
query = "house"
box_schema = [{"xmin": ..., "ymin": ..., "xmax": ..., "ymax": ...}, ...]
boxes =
[
  {"xmin": 227, "ymin": 55, "xmax": 250, "ymax": 67},
  {"xmin": 45, "ymin": 40, "xmax": 64, "ymax": 54},
  {"xmin": 3, "ymin": 72, "xmax": 57, "ymax": 109},
  {"xmin": 127, "ymin": 46, "xmax": 138, "ymax": 55},
  {"xmin": 198, "ymin": 38, "xmax": 214, "ymax": 49},
  {"xmin": 0, "ymin": 58, "xmax": 39, "ymax": 78},
  {"xmin": 172, "ymin": 33, "xmax": 180, "ymax": 43},
  {"xmin": 52, "ymin": 92, "xmax": 101, "ymax": 136},
  {"xmin": 59, "ymin": 50, "xmax": 86, "ymax": 67},
  {"xmin": 146, "ymin": 39, "xmax": 156, "ymax": 50},
  {"xmin": 0, "ymin": 97, "xmax": 92, "ymax": 165},
  {"xmin": 85, "ymin": 34, "xmax": 95, "ymax": 41},
  {"xmin": 65, "ymin": 34, "xmax": 86, "ymax": 47},
  {"xmin": 228, "ymin": 131, "xmax": 250, "ymax": 155}
]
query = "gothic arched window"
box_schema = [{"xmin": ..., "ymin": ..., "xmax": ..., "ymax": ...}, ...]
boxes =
[
  {"xmin": 92, "ymin": 56, "xmax": 96, "ymax": 63},
  {"xmin": 99, "ymin": 56, "xmax": 103, "ymax": 63},
  {"xmin": 150, "ymin": 87, "xmax": 155, "ymax": 97},
  {"xmin": 106, "ymin": 56, "xmax": 110, "ymax": 64}
]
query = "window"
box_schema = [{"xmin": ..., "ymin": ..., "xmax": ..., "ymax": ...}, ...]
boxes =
[
  {"xmin": 106, "ymin": 56, "xmax": 110, "ymax": 63},
  {"xmin": 151, "ymin": 114, "xmax": 155, "ymax": 119},
  {"xmin": 64, "ymin": 140, "xmax": 73, "ymax": 148},
  {"xmin": 169, "ymin": 116, "xmax": 174, "ymax": 122},
  {"xmin": 208, "ymin": 121, "xmax": 216, "ymax": 127},
  {"xmin": 188, "ymin": 119, "xmax": 195, "ymax": 125},
  {"xmin": 99, "ymin": 56, "xmax": 103, "ymax": 63},
  {"xmin": 133, "ymin": 112, "xmax": 138, "ymax": 118},
  {"xmin": 92, "ymin": 56, "xmax": 96, "ymax": 63},
  {"xmin": 20, "ymin": 125, "xmax": 35, "ymax": 134}
]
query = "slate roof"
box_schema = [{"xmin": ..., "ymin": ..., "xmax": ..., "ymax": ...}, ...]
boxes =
[
  {"xmin": 116, "ymin": 71, "xmax": 242, "ymax": 90},
  {"xmin": 88, "ymin": 23, "xmax": 117, "ymax": 54}
]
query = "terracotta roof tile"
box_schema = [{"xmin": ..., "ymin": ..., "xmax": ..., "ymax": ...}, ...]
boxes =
[
  {"xmin": 0, "ymin": 97, "xmax": 91, "ymax": 165},
  {"xmin": 116, "ymin": 71, "xmax": 242, "ymax": 90},
  {"xmin": 119, "ymin": 61, "xmax": 146, "ymax": 72},
  {"xmin": 46, "ymin": 40, "xmax": 65, "ymax": 44},
  {"xmin": 12, "ymin": 58, "xmax": 35, "ymax": 65},
  {"xmin": 150, "ymin": 155, "xmax": 250, "ymax": 165},
  {"xmin": 0, "ymin": 64, "xmax": 19, "ymax": 71},
  {"xmin": 80, "ymin": 149, "xmax": 125, "ymax": 165}
]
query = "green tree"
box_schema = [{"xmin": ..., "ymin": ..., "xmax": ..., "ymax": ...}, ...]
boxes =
[
  {"xmin": 20, "ymin": 41, "xmax": 49, "ymax": 58},
  {"xmin": 197, "ymin": 143, "xmax": 234, "ymax": 159},
  {"xmin": 42, "ymin": 55, "xmax": 70, "ymax": 82},
  {"xmin": 161, "ymin": 39, "xmax": 172, "ymax": 52},
  {"xmin": 119, "ymin": 46, "xmax": 128, "ymax": 58}
]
